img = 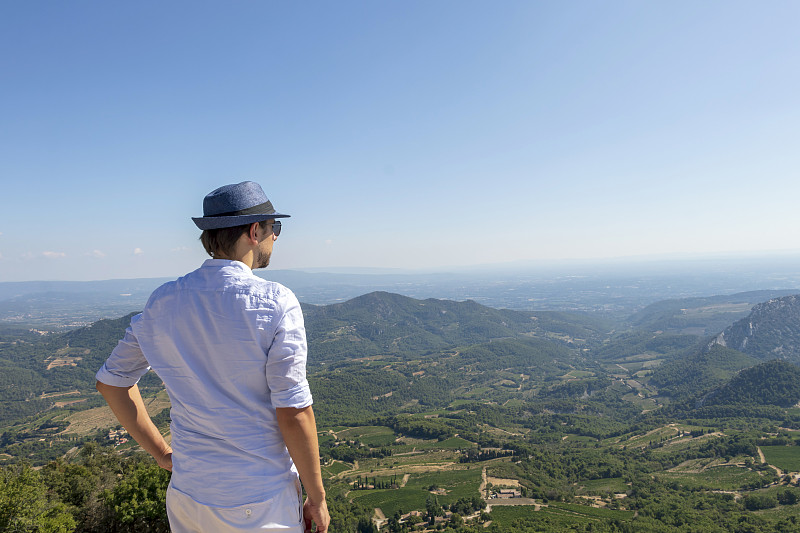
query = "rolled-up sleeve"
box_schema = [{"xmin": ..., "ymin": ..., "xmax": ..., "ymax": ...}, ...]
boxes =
[
  {"xmin": 95, "ymin": 313, "xmax": 151, "ymax": 387},
  {"xmin": 265, "ymin": 292, "xmax": 313, "ymax": 409}
]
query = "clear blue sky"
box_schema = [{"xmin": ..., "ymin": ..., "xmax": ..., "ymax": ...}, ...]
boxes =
[{"xmin": 1, "ymin": 1, "xmax": 799, "ymax": 281}]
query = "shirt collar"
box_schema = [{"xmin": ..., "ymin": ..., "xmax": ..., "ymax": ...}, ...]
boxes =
[{"xmin": 201, "ymin": 259, "xmax": 252, "ymax": 273}]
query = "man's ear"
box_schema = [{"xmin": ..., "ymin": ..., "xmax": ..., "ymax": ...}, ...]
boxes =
[{"xmin": 247, "ymin": 222, "xmax": 260, "ymax": 244}]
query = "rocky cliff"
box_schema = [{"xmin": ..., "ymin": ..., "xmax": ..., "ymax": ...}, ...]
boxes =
[{"xmin": 710, "ymin": 294, "xmax": 800, "ymax": 363}]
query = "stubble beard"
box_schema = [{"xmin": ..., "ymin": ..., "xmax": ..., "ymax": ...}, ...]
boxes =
[{"xmin": 255, "ymin": 249, "xmax": 271, "ymax": 269}]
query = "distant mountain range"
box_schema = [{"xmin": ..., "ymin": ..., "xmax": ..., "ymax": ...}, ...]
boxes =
[
  {"xmin": 4, "ymin": 263, "xmax": 800, "ymax": 327},
  {"xmin": 4, "ymin": 288, "xmax": 800, "ymax": 427},
  {"xmin": 627, "ymin": 290, "xmax": 799, "ymax": 336}
]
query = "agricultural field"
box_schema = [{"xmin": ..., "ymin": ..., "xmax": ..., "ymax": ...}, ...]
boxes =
[
  {"xmin": 350, "ymin": 467, "xmax": 482, "ymax": 516},
  {"xmin": 621, "ymin": 424, "xmax": 684, "ymax": 447},
  {"xmin": 660, "ymin": 465, "xmax": 769, "ymax": 491},
  {"xmin": 622, "ymin": 392, "xmax": 659, "ymax": 411},
  {"xmin": 62, "ymin": 390, "xmax": 171, "ymax": 437},
  {"xmin": 322, "ymin": 460, "xmax": 352, "ymax": 477},
  {"xmin": 405, "ymin": 468, "xmax": 482, "ymax": 501},
  {"xmin": 336, "ymin": 425, "xmax": 397, "ymax": 447},
  {"xmin": 575, "ymin": 477, "xmax": 629, "ymax": 495},
  {"xmin": 761, "ymin": 446, "xmax": 800, "ymax": 472},
  {"xmin": 351, "ymin": 487, "xmax": 429, "ymax": 518}
]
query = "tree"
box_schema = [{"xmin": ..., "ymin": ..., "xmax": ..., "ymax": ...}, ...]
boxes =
[
  {"xmin": 103, "ymin": 463, "xmax": 170, "ymax": 532},
  {"xmin": 0, "ymin": 463, "xmax": 76, "ymax": 533},
  {"xmin": 777, "ymin": 489, "xmax": 799, "ymax": 505},
  {"xmin": 743, "ymin": 493, "xmax": 777, "ymax": 511},
  {"xmin": 426, "ymin": 495, "xmax": 443, "ymax": 522}
]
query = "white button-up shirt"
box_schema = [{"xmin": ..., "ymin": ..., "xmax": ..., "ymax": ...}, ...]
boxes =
[{"xmin": 96, "ymin": 259, "xmax": 312, "ymax": 507}]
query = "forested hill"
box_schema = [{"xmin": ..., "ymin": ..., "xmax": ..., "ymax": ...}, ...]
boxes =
[
  {"xmin": 700, "ymin": 359, "xmax": 800, "ymax": 408},
  {"xmin": 301, "ymin": 291, "xmax": 612, "ymax": 363},
  {"xmin": 0, "ymin": 292, "xmax": 610, "ymax": 424},
  {"xmin": 710, "ymin": 294, "xmax": 800, "ymax": 363},
  {"xmin": 648, "ymin": 344, "xmax": 760, "ymax": 400}
]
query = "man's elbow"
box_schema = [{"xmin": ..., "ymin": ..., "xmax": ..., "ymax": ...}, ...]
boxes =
[
  {"xmin": 96, "ymin": 380, "xmax": 114, "ymax": 400},
  {"xmin": 96, "ymin": 380, "xmax": 130, "ymax": 397}
]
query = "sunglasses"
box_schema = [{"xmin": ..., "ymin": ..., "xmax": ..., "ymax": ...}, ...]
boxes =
[{"xmin": 271, "ymin": 220, "xmax": 282, "ymax": 237}]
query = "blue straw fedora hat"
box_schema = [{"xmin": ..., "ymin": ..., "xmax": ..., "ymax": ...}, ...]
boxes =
[{"xmin": 192, "ymin": 181, "xmax": 290, "ymax": 230}]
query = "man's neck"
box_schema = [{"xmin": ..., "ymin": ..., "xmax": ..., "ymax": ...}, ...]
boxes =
[{"xmin": 214, "ymin": 250, "xmax": 254, "ymax": 270}]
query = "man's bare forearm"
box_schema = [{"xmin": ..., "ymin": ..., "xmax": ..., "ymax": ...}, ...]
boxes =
[
  {"xmin": 277, "ymin": 405, "xmax": 329, "ymax": 532},
  {"xmin": 96, "ymin": 381, "xmax": 172, "ymax": 470},
  {"xmin": 276, "ymin": 405, "xmax": 325, "ymax": 502}
]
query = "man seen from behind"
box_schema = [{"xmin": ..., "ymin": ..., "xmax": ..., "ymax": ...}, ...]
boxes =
[{"xmin": 96, "ymin": 181, "xmax": 329, "ymax": 532}]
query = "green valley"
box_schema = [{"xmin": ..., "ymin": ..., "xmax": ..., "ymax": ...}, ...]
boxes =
[{"xmin": 4, "ymin": 290, "xmax": 800, "ymax": 531}]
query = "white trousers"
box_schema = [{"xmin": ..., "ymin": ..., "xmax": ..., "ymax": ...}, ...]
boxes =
[{"xmin": 166, "ymin": 479, "xmax": 304, "ymax": 533}]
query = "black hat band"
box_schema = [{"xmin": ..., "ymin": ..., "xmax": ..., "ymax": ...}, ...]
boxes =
[{"xmin": 209, "ymin": 200, "xmax": 276, "ymax": 218}]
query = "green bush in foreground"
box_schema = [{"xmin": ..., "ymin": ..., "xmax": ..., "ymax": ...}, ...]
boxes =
[
  {"xmin": 103, "ymin": 463, "xmax": 170, "ymax": 532},
  {"xmin": 0, "ymin": 463, "xmax": 76, "ymax": 533}
]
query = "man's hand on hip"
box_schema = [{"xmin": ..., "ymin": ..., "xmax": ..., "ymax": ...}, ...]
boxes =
[
  {"xmin": 303, "ymin": 496, "xmax": 329, "ymax": 533},
  {"xmin": 157, "ymin": 449, "xmax": 173, "ymax": 471}
]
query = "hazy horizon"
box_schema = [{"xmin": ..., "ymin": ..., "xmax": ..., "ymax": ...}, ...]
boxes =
[{"xmin": 3, "ymin": 249, "xmax": 800, "ymax": 284}]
